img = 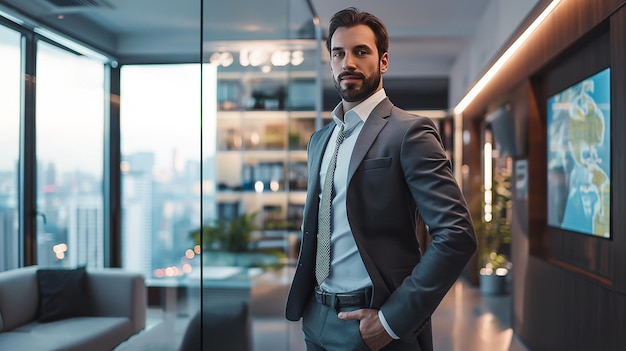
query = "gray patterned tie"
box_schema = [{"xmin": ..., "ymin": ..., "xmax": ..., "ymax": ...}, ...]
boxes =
[{"xmin": 316, "ymin": 125, "xmax": 346, "ymax": 285}]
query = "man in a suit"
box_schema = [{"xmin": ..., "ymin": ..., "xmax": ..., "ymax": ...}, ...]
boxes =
[{"xmin": 285, "ymin": 7, "xmax": 477, "ymax": 351}]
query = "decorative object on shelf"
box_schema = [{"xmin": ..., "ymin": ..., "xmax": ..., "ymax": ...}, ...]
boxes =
[
  {"xmin": 288, "ymin": 161, "xmax": 308, "ymax": 191},
  {"xmin": 225, "ymin": 128, "xmax": 242, "ymax": 150},
  {"xmin": 241, "ymin": 165, "xmax": 254, "ymax": 191},
  {"xmin": 288, "ymin": 130, "xmax": 301, "ymax": 149},
  {"xmin": 247, "ymin": 161, "xmax": 284, "ymax": 192},
  {"xmin": 263, "ymin": 205, "xmax": 285, "ymax": 229},
  {"xmin": 289, "ymin": 118, "xmax": 316, "ymax": 149},
  {"xmin": 287, "ymin": 203, "xmax": 305, "ymax": 230},
  {"xmin": 251, "ymin": 86, "xmax": 286, "ymax": 110},
  {"xmin": 264, "ymin": 124, "xmax": 287, "ymax": 149}
]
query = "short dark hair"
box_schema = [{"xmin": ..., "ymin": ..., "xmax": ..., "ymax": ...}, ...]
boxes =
[{"xmin": 326, "ymin": 7, "xmax": 389, "ymax": 59}]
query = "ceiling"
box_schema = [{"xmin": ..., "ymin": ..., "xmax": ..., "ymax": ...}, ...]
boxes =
[
  {"xmin": 0, "ymin": 0, "xmax": 519, "ymax": 109},
  {"xmin": 0, "ymin": 0, "xmax": 493, "ymax": 74}
]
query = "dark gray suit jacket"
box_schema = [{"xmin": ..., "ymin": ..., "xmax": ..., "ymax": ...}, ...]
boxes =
[{"xmin": 285, "ymin": 98, "xmax": 476, "ymax": 350}]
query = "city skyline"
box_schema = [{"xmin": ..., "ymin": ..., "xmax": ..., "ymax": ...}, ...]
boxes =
[{"xmin": 0, "ymin": 149, "xmax": 211, "ymax": 278}]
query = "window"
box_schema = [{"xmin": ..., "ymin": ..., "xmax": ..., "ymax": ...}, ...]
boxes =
[
  {"xmin": 120, "ymin": 64, "xmax": 212, "ymax": 280},
  {"xmin": 36, "ymin": 41, "xmax": 105, "ymax": 268},
  {"xmin": 0, "ymin": 25, "xmax": 21, "ymax": 272}
]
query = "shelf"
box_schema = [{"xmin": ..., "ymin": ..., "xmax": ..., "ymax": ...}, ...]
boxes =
[
  {"xmin": 288, "ymin": 111, "xmax": 317, "ymax": 119},
  {"xmin": 216, "ymin": 149, "xmax": 290, "ymax": 155},
  {"xmin": 213, "ymin": 70, "xmax": 315, "ymax": 225},
  {"xmin": 216, "ymin": 191, "xmax": 289, "ymax": 198},
  {"xmin": 217, "ymin": 72, "xmax": 316, "ymax": 112}
]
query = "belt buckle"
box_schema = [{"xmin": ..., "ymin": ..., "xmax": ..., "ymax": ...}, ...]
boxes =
[
  {"xmin": 316, "ymin": 286, "xmax": 371, "ymax": 312},
  {"xmin": 315, "ymin": 286, "xmax": 328, "ymax": 306},
  {"xmin": 315, "ymin": 287, "xmax": 340, "ymax": 311}
]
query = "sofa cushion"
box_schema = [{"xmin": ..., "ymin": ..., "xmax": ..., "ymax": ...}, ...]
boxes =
[
  {"xmin": 0, "ymin": 266, "xmax": 39, "ymax": 332},
  {"xmin": 10, "ymin": 316, "xmax": 134, "ymax": 351},
  {"xmin": 0, "ymin": 331, "xmax": 51, "ymax": 350},
  {"xmin": 37, "ymin": 266, "xmax": 92, "ymax": 322}
]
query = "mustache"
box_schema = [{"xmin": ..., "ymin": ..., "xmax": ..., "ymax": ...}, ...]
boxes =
[{"xmin": 338, "ymin": 71, "xmax": 365, "ymax": 80}]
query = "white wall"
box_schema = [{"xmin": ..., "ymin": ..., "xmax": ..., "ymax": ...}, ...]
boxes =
[{"xmin": 448, "ymin": 0, "xmax": 539, "ymax": 109}]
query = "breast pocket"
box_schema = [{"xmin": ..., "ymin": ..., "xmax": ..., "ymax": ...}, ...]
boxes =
[{"xmin": 361, "ymin": 157, "xmax": 392, "ymax": 171}]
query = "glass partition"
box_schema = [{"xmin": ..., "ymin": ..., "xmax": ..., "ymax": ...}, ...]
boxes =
[
  {"xmin": 200, "ymin": 0, "xmax": 316, "ymax": 349},
  {"xmin": 120, "ymin": 64, "xmax": 203, "ymax": 325},
  {"xmin": 0, "ymin": 0, "xmax": 318, "ymax": 348}
]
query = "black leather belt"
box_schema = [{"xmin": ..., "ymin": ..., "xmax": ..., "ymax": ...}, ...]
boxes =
[{"xmin": 315, "ymin": 286, "xmax": 372, "ymax": 310}]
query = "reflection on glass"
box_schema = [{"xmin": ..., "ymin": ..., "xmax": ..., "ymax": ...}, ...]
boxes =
[
  {"xmin": 120, "ymin": 64, "xmax": 209, "ymax": 282},
  {"xmin": 36, "ymin": 41, "xmax": 105, "ymax": 268},
  {"xmin": 0, "ymin": 26, "xmax": 21, "ymax": 272},
  {"xmin": 121, "ymin": 62, "xmax": 216, "ymax": 340}
]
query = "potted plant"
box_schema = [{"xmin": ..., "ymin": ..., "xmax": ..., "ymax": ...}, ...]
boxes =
[
  {"xmin": 477, "ymin": 170, "xmax": 512, "ymax": 295},
  {"xmin": 188, "ymin": 212, "xmax": 257, "ymax": 266},
  {"xmin": 188, "ymin": 212, "xmax": 285, "ymax": 269}
]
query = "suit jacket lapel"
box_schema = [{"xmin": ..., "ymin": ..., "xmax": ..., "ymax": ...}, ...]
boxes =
[
  {"xmin": 309, "ymin": 123, "xmax": 334, "ymax": 188},
  {"xmin": 304, "ymin": 123, "xmax": 334, "ymax": 225},
  {"xmin": 347, "ymin": 98, "xmax": 393, "ymax": 183}
]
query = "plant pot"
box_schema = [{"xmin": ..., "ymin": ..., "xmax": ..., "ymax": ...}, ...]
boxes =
[{"xmin": 479, "ymin": 273, "xmax": 507, "ymax": 295}]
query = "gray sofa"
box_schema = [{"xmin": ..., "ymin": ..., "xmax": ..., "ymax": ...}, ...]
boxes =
[{"xmin": 0, "ymin": 265, "xmax": 146, "ymax": 351}]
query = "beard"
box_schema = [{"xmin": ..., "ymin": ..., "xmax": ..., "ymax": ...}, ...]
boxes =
[{"xmin": 333, "ymin": 67, "xmax": 382, "ymax": 103}]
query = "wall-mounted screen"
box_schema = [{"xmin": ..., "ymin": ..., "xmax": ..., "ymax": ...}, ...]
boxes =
[{"xmin": 546, "ymin": 67, "xmax": 610, "ymax": 238}]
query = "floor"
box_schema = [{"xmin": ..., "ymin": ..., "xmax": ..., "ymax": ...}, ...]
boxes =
[
  {"xmin": 116, "ymin": 274, "xmax": 532, "ymax": 351},
  {"xmin": 429, "ymin": 279, "xmax": 530, "ymax": 351}
]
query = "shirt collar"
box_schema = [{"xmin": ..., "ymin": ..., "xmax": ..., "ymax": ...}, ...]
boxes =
[{"xmin": 331, "ymin": 88, "xmax": 387, "ymax": 133}]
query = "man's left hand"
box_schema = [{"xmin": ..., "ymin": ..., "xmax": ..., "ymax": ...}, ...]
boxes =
[{"xmin": 338, "ymin": 308, "xmax": 393, "ymax": 351}]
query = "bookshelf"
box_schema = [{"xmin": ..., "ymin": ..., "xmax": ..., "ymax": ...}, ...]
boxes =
[{"xmin": 214, "ymin": 69, "xmax": 329, "ymax": 258}]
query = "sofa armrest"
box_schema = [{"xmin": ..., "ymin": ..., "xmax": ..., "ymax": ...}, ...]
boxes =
[{"xmin": 87, "ymin": 269, "xmax": 146, "ymax": 334}]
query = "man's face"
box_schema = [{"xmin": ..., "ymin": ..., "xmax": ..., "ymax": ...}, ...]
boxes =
[{"xmin": 330, "ymin": 24, "xmax": 388, "ymax": 104}]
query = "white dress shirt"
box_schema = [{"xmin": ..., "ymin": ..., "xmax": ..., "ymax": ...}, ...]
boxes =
[{"xmin": 317, "ymin": 88, "xmax": 400, "ymax": 339}]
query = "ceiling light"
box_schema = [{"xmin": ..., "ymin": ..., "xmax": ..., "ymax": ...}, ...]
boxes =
[
  {"xmin": 453, "ymin": 0, "xmax": 562, "ymax": 115},
  {"xmin": 291, "ymin": 50, "xmax": 304, "ymax": 66}
]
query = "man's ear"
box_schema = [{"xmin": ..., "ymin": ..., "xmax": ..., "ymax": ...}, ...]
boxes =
[{"xmin": 380, "ymin": 52, "xmax": 389, "ymax": 74}]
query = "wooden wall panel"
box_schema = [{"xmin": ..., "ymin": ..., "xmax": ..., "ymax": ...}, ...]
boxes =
[
  {"xmin": 526, "ymin": 78, "xmax": 549, "ymax": 257},
  {"xmin": 459, "ymin": 1, "xmax": 626, "ymax": 350},
  {"xmin": 462, "ymin": 0, "xmax": 623, "ymax": 118},
  {"xmin": 610, "ymin": 4, "xmax": 626, "ymax": 294},
  {"xmin": 520, "ymin": 257, "xmax": 626, "ymax": 351},
  {"xmin": 508, "ymin": 82, "xmax": 531, "ymax": 335},
  {"xmin": 538, "ymin": 29, "xmax": 612, "ymax": 282}
]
